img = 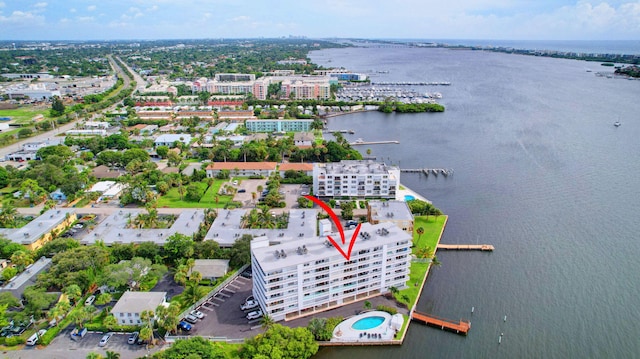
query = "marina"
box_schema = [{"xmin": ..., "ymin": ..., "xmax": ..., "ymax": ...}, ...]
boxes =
[
  {"xmin": 336, "ymin": 84, "xmax": 442, "ymax": 103},
  {"xmin": 371, "ymin": 81, "xmax": 451, "ymax": 86}
]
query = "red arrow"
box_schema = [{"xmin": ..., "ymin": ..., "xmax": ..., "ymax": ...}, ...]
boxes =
[{"xmin": 304, "ymin": 195, "xmax": 361, "ymax": 261}]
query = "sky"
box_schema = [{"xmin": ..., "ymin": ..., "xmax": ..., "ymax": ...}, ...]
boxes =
[{"xmin": 1, "ymin": 0, "xmax": 639, "ymax": 41}]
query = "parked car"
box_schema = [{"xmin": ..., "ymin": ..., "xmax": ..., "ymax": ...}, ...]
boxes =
[
  {"xmin": 127, "ymin": 331, "xmax": 139, "ymax": 345},
  {"xmin": 190, "ymin": 310, "xmax": 205, "ymax": 319},
  {"xmin": 246, "ymin": 310, "xmax": 263, "ymax": 320},
  {"xmin": 238, "ymin": 189, "xmax": 246, "ymax": 193},
  {"xmin": 241, "ymin": 299, "xmax": 258, "ymax": 311},
  {"xmin": 184, "ymin": 314, "xmax": 198, "ymax": 324},
  {"xmin": 178, "ymin": 321, "xmax": 192, "ymax": 331},
  {"xmin": 98, "ymin": 332, "xmax": 113, "ymax": 347},
  {"xmin": 84, "ymin": 295, "xmax": 96, "ymax": 306}
]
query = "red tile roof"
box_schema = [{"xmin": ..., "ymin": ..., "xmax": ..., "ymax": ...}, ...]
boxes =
[
  {"xmin": 206, "ymin": 162, "xmax": 277, "ymax": 170},
  {"xmin": 279, "ymin": 163, "xmax": 313, "ymax": 172}
]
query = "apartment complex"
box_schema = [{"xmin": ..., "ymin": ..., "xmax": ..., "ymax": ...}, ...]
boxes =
[
  {"xmin": 313, "ymin": 160, "xmax": 400, "ymax": 199},
  {"xmin": 245, "ymin": 119, "xmax": 313, "ymax": 133},
  {"xmin": 0, "ymin": 209, "xmax": 77, "ymax": 251},
  {"xmin": 190, "ymin": 74, "xmax": 330, "ymax": 100},
  {"xmin": 251, "ymin": 222, "xmax": 412, "ymax": 321}
]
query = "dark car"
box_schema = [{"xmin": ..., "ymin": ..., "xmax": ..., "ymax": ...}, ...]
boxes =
[
  {"xmin": 178, "ymin": 321, "xmax": 192, "ymax": 331},
  {"xmin": 238, "ymin": 189, "xmax": 246, "ymax": 193}
]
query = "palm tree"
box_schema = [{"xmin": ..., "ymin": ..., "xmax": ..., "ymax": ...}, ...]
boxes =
[
  {"xmin": 140, "ymin": 310, "xmax": 155, "ymax": 345},
  {"xmin": 182, "ymin": 283, "xmax": 202, "ymax": 305},
  {"xmin": 260, "ymin": 314, "xmax": 275, "ymax": 330},
  {"xmin": 105, "ymin": 351, "xmax": 121, "ymax": 359},
  {"xmin": 86, "ymin": 353, "xmax": 103, "ymax": 359},
  {"xmin": 416, "ymin": 227, "xmax": 424, "ymax": 243},
  {"xmin": 190, "ymin": 270, "xmax": 202, "ymax": 285},
  {"xmin": 415, "ymin": 246, "xmax": 433, "ymax": 259},
  {"xmin": 0, "ymin": 202, "xmax": 18, "ymax": 227},
  {"xmin": 431, "ymin": 255, "xmax": 442, "ymax": 268}
]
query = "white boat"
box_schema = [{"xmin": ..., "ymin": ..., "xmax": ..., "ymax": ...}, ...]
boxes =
[{"xmin": 614, "ymin": 121, "xmax": 621, "ymax": 127}]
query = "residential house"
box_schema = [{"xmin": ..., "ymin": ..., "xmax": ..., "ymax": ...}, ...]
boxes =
[
  {"xmin": 278, "ymin": 163, "xmax": 314, "ymax": 177},
  {"xmin": 367, "ymin": 200, "xmax": 414, "ymax": 235},
  {"xmin": 293, "ymin": 132, "xmax": 315, "ymax": 147},
  {"xmin": 154, "ymin": 134, "xmax": 192, "ymax": 147}
]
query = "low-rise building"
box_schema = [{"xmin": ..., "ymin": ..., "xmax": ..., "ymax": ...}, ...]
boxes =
[
  {"xmin": 367, "ymin": 200, "xmax": 414, "ymax": 235},
  {"xmin": 111, "ymin": 291, "xmax": 167, "ymax": 325},
  {"xmin": 205, "ymin": 162, "xmax": 277, "ymax": 178},
  {"xmin": 189, "ymin": 259, "xmax": 230, "ymax": 281},
  {"xmin": 293, "ymin": 132, "xmax": 315, "ymax": 147},
  {"xmin": 0, "ymin": 209, "xmax": 77, "ymax": 251},
  {"xmin": 245, "ymin": 119, "xmax": 313, "ymax": 133},
  {"xmin": 278, "ymin": 163, "xmax": 314, "ymax": 177},
  {"xmin": 154, "ymin": 134, "xmax": 192, "ymax": 147}
]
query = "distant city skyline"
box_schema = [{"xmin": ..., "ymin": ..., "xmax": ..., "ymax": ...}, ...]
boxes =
[{"xmin": 1, "ymin": 0, "xmax": 639, "ymax": 41}]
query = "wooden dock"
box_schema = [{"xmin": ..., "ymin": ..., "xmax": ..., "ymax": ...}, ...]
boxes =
[
  {"xmin": 349, "ymin": 140, "xmax": 399, "ymax": 146},
  {"xmin": 437, "ymin": 244, "xmax": 494, "ymax": 251},
  {"xmin": 411, "ymin": 311, "xmax": 471, "ymax": 335},
  {"xmin": 401, "ymin": 168, "xmax": 454, "ymax": 177}
]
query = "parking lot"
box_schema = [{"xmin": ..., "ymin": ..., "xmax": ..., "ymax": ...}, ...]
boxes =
[
  {"xmin": 31, "ymin": 326, "xmax": 160, "ymax": 359},
  {"xmin": 173, "ymin": 273, "xmax": 264, "ymax": 339}
]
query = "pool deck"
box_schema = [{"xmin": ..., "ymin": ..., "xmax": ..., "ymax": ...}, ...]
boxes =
[
  {"xmin": 397, "ymin": 183, "xmax": 431, "ymax": 203},
  {"xmin": 331, "ymin": 311, "xmax": 404, "ymax": 343}
]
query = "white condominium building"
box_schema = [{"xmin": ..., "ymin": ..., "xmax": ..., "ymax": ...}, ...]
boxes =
[
  {"xmin": 251, "ymin": 222, "xmax": 412, "ymax": 321},
  {"xmin": 313, "ymin": 160, "xmax": 400, "ymax": 199}
]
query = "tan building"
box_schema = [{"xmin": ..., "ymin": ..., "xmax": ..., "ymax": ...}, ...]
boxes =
[
  {"xmin": 0, "ymin": 209, "xmax": 77, "ymax": 251},
  {"xmin": 367, "ymin": 200, "xmax": 414, "ymax": 235}
]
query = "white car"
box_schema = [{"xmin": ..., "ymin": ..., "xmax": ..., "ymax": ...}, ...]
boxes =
[
  {"xmin": 241, "ymin": 299, "xmax": 258, "ymax": 311},
  {"xmin": 246, "ymin": 310, "xmax": 263, "ymax": 320},
  {"xmin": 184, "ymin": 314, "xmax": 198, "ymax": 324},
  {"xmin": 98, "ymin": 332, "xmax": 113, "ymax": 347},
  {"xmin": 190, "ymin": 310, "xmax": 205, "ymax": 319}
]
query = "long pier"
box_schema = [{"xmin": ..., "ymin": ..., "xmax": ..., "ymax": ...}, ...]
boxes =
[
  {"xmin": 411, "ymin": 311, "xmax": 470, "ymax": 335},
  {"xmin": 323, "ymin": 129, "xmax": 355, "ymax": 134},
  {"xmin": 437, "ymin": 244, "xmax": 494, "ymax": 251},
  {"xmin": 401, "ymin": 168, "xmax": 454, "ymax": 177},
  {"xmin": 349, "ymin": 140, "xmax": 399, "ymax": 146}
]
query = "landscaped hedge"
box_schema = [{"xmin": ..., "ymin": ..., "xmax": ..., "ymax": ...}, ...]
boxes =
[
  {"xmin": 84, "ymin": 323, "xmax": 139, "ymax": 333},
  {"xmin": 376, "ymin": 305, "xmax": 398, "ymax": 315}
]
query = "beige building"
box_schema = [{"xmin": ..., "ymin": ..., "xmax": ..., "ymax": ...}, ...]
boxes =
[{"xmin": 0, "ymin": 209, "xmax": 77, "ymax": 251}]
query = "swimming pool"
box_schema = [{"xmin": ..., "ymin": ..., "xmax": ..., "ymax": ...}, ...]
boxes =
[
  {"xmin": 351, "ymin": 316, "xmax": 385, "ymax": 330},
  {"xmin": 404, "ymin": 194, "xmax": 415, "ymax": 201}
]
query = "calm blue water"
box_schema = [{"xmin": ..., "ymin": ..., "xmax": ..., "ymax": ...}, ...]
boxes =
[
  {"xmin": 352, "ymin": 316, "xmax": 386, "ymax": 331},
  {"xmin": 309, "ymin": 45, "xmax": 640, "ymax": 359},
  {"xmin": 407, "ymin": 39, "xmax": 640, "ymax": 55}
]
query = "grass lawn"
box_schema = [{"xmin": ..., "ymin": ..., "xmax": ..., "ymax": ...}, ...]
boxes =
[
  {"xmin": 157, "ymin": 180, "xmax": 234, "ymax": 208},
  {"xmin": 0, "ymin": 107, "xmax": 50, "ymax": 124},
  {"xmin": 394, "ymin": 215, "xmax": 448, "ymax": 309}
]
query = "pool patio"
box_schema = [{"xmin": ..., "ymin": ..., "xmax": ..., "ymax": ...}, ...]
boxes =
[{"xmin": 331, "ymin": 311, "xmax": 404, "ymax": 342}]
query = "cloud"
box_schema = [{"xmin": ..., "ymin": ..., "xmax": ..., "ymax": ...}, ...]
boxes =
[
  {"xmin": 70, "ymin": 7, "xmax": 76, "ymax": 13},
  {"xmin": 146, "ymin": 5, "xmax": 158, "ymax": 11},
  {"xmin": 0, "ymin": 2, "xmax": 5, "ymax": 8},
  {"xmin": 87, "ymin": 5, "xmax": 96, "ymax": 11},
  {"xmin": 0, "ymin": 10, "xmax": 45, "ymax": 24},
  {"xmin": 76, "ymin": 16, "xmax": 94, "ymax": 22},
  {"xmin": 230, "ymin": 15, "xmax": 250, "ymax": 22},
  {"xmin": 33, "ymin": 2, "xmax": 47, "ymax": 8},
  {"xmin": 121, "ymin": 7, "xmax": 143, "ymax": 20}
]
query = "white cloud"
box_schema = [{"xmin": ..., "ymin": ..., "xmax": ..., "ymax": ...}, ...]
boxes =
[
  {"xmin": 87, "ymin": 5, "xmax": 96, "ymax": 11},
  {"xmin": 0, "ymin": 2, "xmax": 5, "ymax": 8},
  {"xmin": 147, "ymin": 5, "xmax": 158, "ymax": 11},
  {"xmin": 33, "ymin": 2, "xmax": 47, "ymax": 8},
  {"xmin": 230, "ymin": 15, "xmax": 250, "ymax": 22},
  {"xmin": 0, "ymin": 10, "xmax": 45, "ymax": 24},
  {"xmin": 76, "ymin": 16, "xmax": 94, "ymax": 22},
  {"xmin": 70, "ymin": 7, "xmax": 76, "ymax": 13}
]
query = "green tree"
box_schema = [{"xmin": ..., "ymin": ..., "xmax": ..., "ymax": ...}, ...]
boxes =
[
  {"xmin": 0, "ymin": 202, "xmax": 18, "ymax": 228},
  {"xmin": 416, "ymin": 227, "xmax": 424, "ymax": 242},
  {"xmin": 86, "ymin": 353, "xmax": 103, "ymax": 359},
  {"xmin": 105, "ymin": 351, "xmax": 120, "ymax": 359},
  {"xmin": 0, "ymin": 292, "xmax": 21, "ymax": 308},
  {"xmin": 155, "ymin": 145, "xmax": 169, "ymax": 158},
  {"xmin": 153, "ymin": 336, "xmax": 226, "ymax": 359},
  {"xmin": 50, "ymin": 96, "xmax": 66, "ymax": 117},
  {"xmin": 260, "ymin": 314, "xmax": 275, "ymax": 330},
  {"xmin": 164, "ymin": 233, "xmax": 194, "ymax": 265},
  {"xmin": 185, "ymin": 183, "xmax": 204, "ymax": 202},
  {"xmin": 229, "ymin": 234, "xmax": 252, "ymax": 267},
  {"xmin": 63, "ymin": 284, "xmax": 82, "ymax": 304},
  {"xmin": 240, "ymin": 324, "xmax": 318, "ymax": 359}
]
